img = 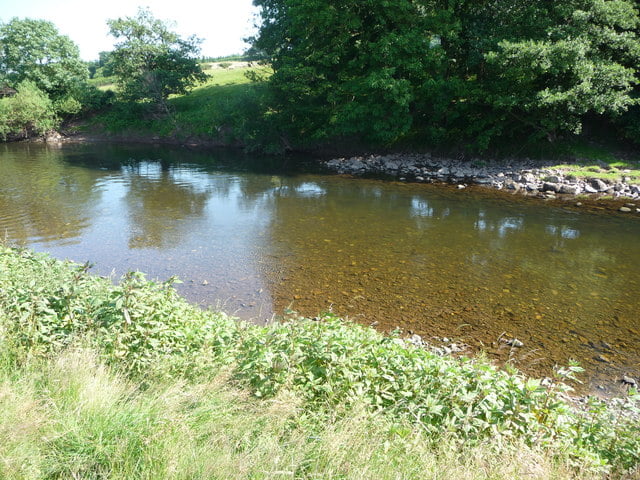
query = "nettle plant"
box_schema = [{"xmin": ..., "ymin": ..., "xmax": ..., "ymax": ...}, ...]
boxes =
[{"xmin": 0, "ymin": 246, "xmax": 638, "ymax": 474}]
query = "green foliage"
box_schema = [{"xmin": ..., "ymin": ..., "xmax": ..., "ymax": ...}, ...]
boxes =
[
  {"xmin": 0, "ymin": 350, "xmax": 601, "ymax": 480},
  {"xmin": 484, "ymin": 0, "xmax": 640, "ymax": 142},
  {"xmin": 0, "ymin": 18, "xmax": 88, "ymax": 102},
  {"xmin": 0, "ymin": 246, "xmax": 639, "ymax": 476},
  {"xmin": 252, "ymin": 0, "xmax": 444, "ymax": 146},
  {"xmin": 107, "ymin": 8, "xmax": 208, "ymax": 115},
  {"xmin": 250, "ymin": 0, "xmax": 640, "ymax": 151},
  {"xmin": 0, "ymin": 80, "xmax": 58, "ymax": 140}
]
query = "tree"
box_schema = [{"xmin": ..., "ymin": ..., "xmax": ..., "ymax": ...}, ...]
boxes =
[
  {"xmin": 483, "ymin": 0, "xmax": 640, "ymax": 143},
  {"xmin": 251, "ymin": 0, "xmax": 640, "ymax": 150},
  {"xmin": 0, "ymin": 18, "xmax": 88, "ymax": 101},
  {"xmin": 251, "ymin": 0, "xmax": 445, "ymax": 145},
  {"xmin": 107, "ymin": 8, "xmax": 207, "ymax": 115}
]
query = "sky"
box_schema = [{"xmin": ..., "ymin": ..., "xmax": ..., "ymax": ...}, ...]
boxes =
[{"xmin": 0, "ymin": 0, "xmax": 259, "ymax": 61}]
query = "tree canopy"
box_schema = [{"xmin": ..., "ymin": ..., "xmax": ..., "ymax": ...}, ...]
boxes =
[
  {"xmin": 251, "ymin": 0, "xmax": 640, "ymax": 150},
  {"xmin": 107, "ymin": 8, "xmax": 207, "ymax": 114},
  {"xmin": 0, "ymin": 18, "xmax": 88, "ymax": 101}
]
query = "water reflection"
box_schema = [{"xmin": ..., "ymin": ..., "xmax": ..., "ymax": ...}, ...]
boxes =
[
  {"xmin": 122, "ymin": 162, "xmax": 213, "ymax": 248},
  {"xmin": 0, "ymin": 142, "xmax": 638, "ymax": 393},
  {"xmin": 0, "ymin": 144, "xmax": 103, "ymax": 244}
]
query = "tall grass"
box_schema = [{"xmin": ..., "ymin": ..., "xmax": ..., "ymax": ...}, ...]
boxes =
[
  {"xmin": 0, "ymin": 246, "xmax": 638, "ymax": 478},
  {"xmin": 0, "ymin": 350, "xmax": 596, "ymax": 480}
]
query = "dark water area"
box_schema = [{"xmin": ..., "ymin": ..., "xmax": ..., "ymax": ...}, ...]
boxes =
[{"xmin": 1, "ymin": 142, "xmax": 638, "ymax": 394}]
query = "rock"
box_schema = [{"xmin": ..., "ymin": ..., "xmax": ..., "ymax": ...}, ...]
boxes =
[
  {"xmin": 619, "ymin": 207, "xmax": 632, "ymax": 213},
  {"xmin": 475, "ymin": 177, "xmax": 493, "ymax": 185},
  {"xmin": 504, "ymin": 338, "xmax": 524, "ymax": 348},
  {"xmin": 590, "ymin": 178, "xmax": 608, "ymax": 192},
  {"xmin": 584, "ymin": 185, "xmax": 598, "ymax": 194},
  {"xmin": 559, "ymin": 184, "xmax": 579, "ymax": 195},
  {"xmin": 201, "ymin": 280, "xmax": 209, "ymax": 285},
  {"xmin": 543, "ymin": 182, "xmax": 560, "ymax": 193},
  {"xmin": 45, "ymin": 131, "xmax": 63, "ymax": 143},
  {"xmin": 621, "ymin": 376, "xmax": 638, "ymax": 387},
  {"xmin": 624, "ymin": 203, "xmax": 636, "ymax": 208},
  {"xmin": 595, "ymin": 354, "xmax": 611, "ymax": 363},
  {"xmin": 457, "ymin": 184, "xmax": 466, "ymax": 190},
  {"xmin": 408, "ymin": 334, "xmax": 424, "ymax": 347},
  {"xmin": 385, "ymin": 161, "xmax": 399, "ymax": 171},
  {"xmin": 576, "ymin": 202, "xmax": 583, "ymax": 207}
]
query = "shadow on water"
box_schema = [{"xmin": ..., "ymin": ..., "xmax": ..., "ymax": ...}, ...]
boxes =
[{"xmin": 0, "ymin": 142, "xmax": 638, "ymax": 395}]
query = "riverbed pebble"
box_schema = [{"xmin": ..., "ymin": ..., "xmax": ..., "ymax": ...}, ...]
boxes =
[
  {"xmin": 621, "ymin": 375, "xmax": 637, "ymax": 387},
  {"xmin": 503, "ymin": 338, "xmax": 524, "ymax": 348}
]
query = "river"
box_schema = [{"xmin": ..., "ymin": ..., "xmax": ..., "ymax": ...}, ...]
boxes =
[{"xmin": 1, "ymin": 142, "xmax": 638, "ymax": 394}]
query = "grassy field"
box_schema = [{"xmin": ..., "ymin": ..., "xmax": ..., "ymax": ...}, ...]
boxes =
[
  {"xmin": 0, "ymin": 351, "xmax": 596, "ymax": 480},
  {"xmin": 0, "ymin": 246, "xmax": 639, "ymax": 479}
]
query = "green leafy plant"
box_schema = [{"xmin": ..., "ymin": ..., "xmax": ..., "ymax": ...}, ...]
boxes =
[{"xmin": 0, "ymin": 246, "xmax": 638, "ymax": 476}]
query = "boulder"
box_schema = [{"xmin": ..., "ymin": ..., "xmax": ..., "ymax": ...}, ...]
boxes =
[{"xmin": 589, "ymin": 178, "xmax": 608, "ymax": 192}]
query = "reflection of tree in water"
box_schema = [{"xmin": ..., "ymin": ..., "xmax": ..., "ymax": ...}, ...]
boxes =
[
  {"xmin": 122, "ymin": 162, "xmax": 213, "ymax": 249},
  {"xmin": 0, "ymin": 144, "xmax": 103, "ymax": 244}
]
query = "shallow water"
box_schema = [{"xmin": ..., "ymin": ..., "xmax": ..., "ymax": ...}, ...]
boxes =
[{"xmin": 1, "ymin": 142, "xmax": 638, "ymax": 393}]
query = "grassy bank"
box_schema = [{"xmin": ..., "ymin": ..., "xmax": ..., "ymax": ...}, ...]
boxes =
[
  {"xmin": 80, "ymin": 64, "xmax": 278, "ymax": 151},
  {"xmin": 1, "ymin": 246, "xmax": 639, "ymax": 478},
  {"xmin": 75, "ymin": 65, "xmax": 640, "ymax": 184}
]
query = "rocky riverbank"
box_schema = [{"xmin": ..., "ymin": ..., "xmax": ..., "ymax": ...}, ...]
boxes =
[{"xmin": 324, "ymin": 153, "xmax": 640, "ymax": 205}]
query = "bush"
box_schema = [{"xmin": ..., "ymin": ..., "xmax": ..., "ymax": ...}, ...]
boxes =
[{"xmin": 0, "ymin": 80, "xmax": 58, "ymax": 140}]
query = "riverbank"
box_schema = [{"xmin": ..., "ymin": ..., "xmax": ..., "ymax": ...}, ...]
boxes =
[
  {"xmin": 1, "ymin": 246, "xmax": 639, "ymax": 478},
  {"xmin": 43, "ymin": 125, "xmax": 640, "ymax": 214},
  {"xmin": 324, "ymin": 153, "xmax": 640, "ymax": 208}
]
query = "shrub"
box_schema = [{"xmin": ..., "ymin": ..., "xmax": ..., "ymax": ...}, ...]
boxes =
[
  {"xmin": 0, "ymin": 80, "xmax": 58, "ymax": 140},
  {"xmin": 0, "ymin": 246, "xmax": 638, "ymax": 475}
]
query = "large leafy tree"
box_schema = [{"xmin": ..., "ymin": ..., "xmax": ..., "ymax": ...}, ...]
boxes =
[
  {"xmin": 0, "ymin": 18, "xmax": 88, "ymax": 101},
  {"xmin": 251, "ymin": 0, "xmax": 640, "ymax": 150},
  {"xmin": 107, "ymin": 8, "xmax": 207, "ymax": 115},
  {"xmin": 252, "ymin": 0, "xmax": 447, "ymax": 145},
  {"xmin": 483, "ymin": 0, "xmax": 640, "ymax": 143}
]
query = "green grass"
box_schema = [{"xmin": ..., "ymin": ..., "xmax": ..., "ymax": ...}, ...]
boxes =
[
  {"xmin": 86, "ymin": 66, "xmax": 272, "ymax": 142},
  {"xmin": 1, "ymin": 246, "xmax": 639, "ymax": 478},
  {"xmin": 0, "ymin": 350, "xmax": 593, "ymax": 480},
  {"xmin": 545, "ymin": 140, "xmax": 640, "ymax": 183}
]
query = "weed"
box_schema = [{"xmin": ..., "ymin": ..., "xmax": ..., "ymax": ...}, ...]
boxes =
[{"xmin": 0, "ymin": 246, "xmax": 638, "ymax": 477}]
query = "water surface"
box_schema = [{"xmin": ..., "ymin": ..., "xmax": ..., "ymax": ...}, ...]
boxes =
[{"xmin": 1, "ymin": 142, "xmax": 638, "ymax": 393}]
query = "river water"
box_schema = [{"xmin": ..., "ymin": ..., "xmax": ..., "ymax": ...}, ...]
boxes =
[{"xmin": 1, "ymin": 142, "xmax": 638, "ymax": 393}]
